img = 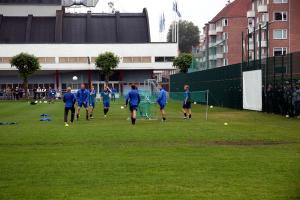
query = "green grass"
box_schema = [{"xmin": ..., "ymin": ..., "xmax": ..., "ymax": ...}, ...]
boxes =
[{"xmin": 0, "ymin": 100, "xmax": 299, "ymax": 200}]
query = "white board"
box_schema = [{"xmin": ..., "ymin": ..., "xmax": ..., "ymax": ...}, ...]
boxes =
[{"xmin": 243, "ymin": 70, "xmax": 262, "ymax": 111}]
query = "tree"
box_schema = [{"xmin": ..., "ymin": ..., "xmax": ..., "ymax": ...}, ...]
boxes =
[
  {"xmin": 173, "ymin": 53, "xmax": 192, "ymax": 73},
  {"xmin": 95, "ymin": 52, "xmax": 120, "ymax": 83},
  {"xmin": 10, "ymin": 53, "xmax": 41, "ymax": 98},
  {"xmin": 167, "ymin": 20, "xmax": 200, "ymax": 53}
]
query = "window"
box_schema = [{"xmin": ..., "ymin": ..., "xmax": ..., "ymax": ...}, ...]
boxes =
[
  {"xmin": 155, "ymin": 57, "xmax": 175, "ymax": 63},
  {"xmin": 165, "ymin": 57, "xmax": 175, "ymax": 62},
  {"xmin": 155, "ymin": 57, "xmax": 165, "ymax": 62},
  {"xmin": 273, "ymin": 29, "xmax": 287, "ymax": 39},
  {"xmin": 222, "ymin": 19, "xmax": 228, "ymax": 26},
  {"xmin": 273, "ymin": 47, "xmax": 287, "ymax": 56},
  {"xmin": 0, "ymin": 57, "xmax": 12, "ymax": 63},
  {"xmin": 273, "ymin": 0, "xmax": 288, "ymax": 3},
  {"xmin": 123, "ymin": 57, "xmax": 151, "ymax": 63},
  {"xmin": 223, "ymin": 58, "xmax": 228, "ymax": 66},
  {"xmin": 59, "ymin": 57, "xmax": 88, "ymax": 63},
  {"xmin": 274, "ymin": 11, "xmax": 287, "ymax": 21},
  {"xmin": 223, "ymin": 45, "xmax": 228, "ymax": 53},
  {"xmin": 222, "ymin": 32, "xmax": 228, "ymax": 40}
]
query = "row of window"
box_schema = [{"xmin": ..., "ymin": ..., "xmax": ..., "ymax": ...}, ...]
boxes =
[{"xmin": 0, "ymin": 56, "xmax": 175, "ymax": 64}]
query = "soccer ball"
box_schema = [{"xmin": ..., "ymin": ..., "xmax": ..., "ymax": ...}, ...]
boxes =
[
  {"xmin": 210, "ymin": 105, "xmax": 213, "ymax": 108},
  {"xmin": 120, "ymin": 106, "xmax": 124, "ymax": 109},
  {"xmin": 194, "ymin": 102, "xmax": 197, "ymax": 104},
  {"xmin": 224, "ymin": 122, "xmax": 228, "ymax": 126},
  {"xmin": 72, "ymin": 76, "xmax": 78, "ymax": 81}
]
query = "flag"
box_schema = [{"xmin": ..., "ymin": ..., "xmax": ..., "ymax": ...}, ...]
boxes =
[
  {"xmin": 173, "ymin": 1, "xmax": 181, "ymax": 18},
  {"xmin": 159, "ymin": 13, "xmax": 166, "ymax": 33}
]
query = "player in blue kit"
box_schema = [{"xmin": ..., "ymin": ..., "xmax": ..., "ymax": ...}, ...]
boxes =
[
  {"xmin": 125, "ymin": 84, "xmax": 141, "ymax": 125},
  {"xmin": 156, "ymin": 84, "xmax": 167, "ymax": 122},
  {"xmin": 63, "ymin": 87, "xmax": 76, "ymax": 127},
  {"xmin": 183, "ymin": 85, "xmax": 192, "ymax": 119},
  {"xmin": 76, "ymin": 83, "xmax": 89, "ymax": 120},
  {"xmin": 88, "ymin": 85, "xmax": 96, "ymax": 119},
  {"xmin": 101, "ymin": 85, "xmax": 111, "ymax": 118}
]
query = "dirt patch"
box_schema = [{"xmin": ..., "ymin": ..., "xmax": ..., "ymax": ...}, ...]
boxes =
[{"xmin": 189, "ymin": 140, "xmax": 299, "ymax": 146}]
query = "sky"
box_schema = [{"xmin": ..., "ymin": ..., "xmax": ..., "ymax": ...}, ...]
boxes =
[{"xmin": 71, "ymin": 0, "xmax": 230, "ymax": 42}]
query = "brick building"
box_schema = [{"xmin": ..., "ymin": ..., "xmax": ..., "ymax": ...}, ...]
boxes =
[
  {"xmin": 246, "ymin": 0, "xmax": 300, "ymax": 60},
  {"xmin": 196, "ymin": 0, "xmax": 250, "ymax": 70},
  {"xmin": 195, "ymin": 0, "xmax": 300, "ymax": 70}
]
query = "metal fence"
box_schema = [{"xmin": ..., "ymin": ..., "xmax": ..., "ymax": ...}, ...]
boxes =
[{"xmin": 171, "ymin": 51, "xmax": 300, "ymax": 116}]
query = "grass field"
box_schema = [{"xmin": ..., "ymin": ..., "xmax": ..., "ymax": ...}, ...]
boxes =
[{"xmin": 0, "ymin": 100, "xmax": 299, "ymax": 200}]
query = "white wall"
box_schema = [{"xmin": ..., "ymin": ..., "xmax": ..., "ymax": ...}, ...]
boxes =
[
  {"xmin": 0, "ymin": 43, "xmax": 178, "ymax": 71},
  {"xmin": 0, "ymin": 5, "xmax": 61, "ymax": 16}
]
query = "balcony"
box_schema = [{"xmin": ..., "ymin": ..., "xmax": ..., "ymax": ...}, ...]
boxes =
[
  {"xmin": 257, "ymin": 4, "xmax": 268, "ymax": 13},
  {"xmin": 216, "ymin": 53, "xmax": 224, "ymax": 59},
  {"xmin": 209, "ymin": 55, "xmax": 216, "ymax": 60},
  {"xmin": 209, "ymin": 42, "xmax": 216, "ymax": 48},
  {"xmin": 208, "ymin": 29, "xmax": 217, "ymax": 35},
  {"xmin": 216, "ymin": 39, "xmax": 225, "ymax": 45},
  {"xmin": 247, "ymin": 10, "xmax": 255, "ymax": 18},
  {"xmin": 258, "ymin": 40, "xmax": 267, "ymax": 48},
  {"xmin": 216, "ymin": 26, "xmax": 223, "ymax": 32}
]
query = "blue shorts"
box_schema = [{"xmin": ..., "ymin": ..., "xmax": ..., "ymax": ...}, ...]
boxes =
[
  {"xmin": 78, "ymin": 102, "xmax": 88, "ymax": 108},
  {"xmin": 103, "ymin": 101, "xmax": 110, "ymax": 108},
  {"xmin": 159, "ymin": 103, "xmax": 166, "ymax": 110},
  {"xmin": 183, "ymin": 101, "xmax": 191, "ymax": 109},
  {"xmin": 89, "ymin": 101, "xmax": 95, "ymax": 108},
  {"xmin": 130, "ymin": 105, "xmax": 138, "ymax": 112}
]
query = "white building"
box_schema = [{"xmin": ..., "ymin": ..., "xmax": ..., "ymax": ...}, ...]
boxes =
[{"xmin": 0, "ymin": 0, "xmax": 178, "ymax": 94}]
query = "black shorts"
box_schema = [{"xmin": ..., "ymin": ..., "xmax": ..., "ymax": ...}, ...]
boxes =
[
  {"xmin": 183, "ymin": 101, "xmax": 191, "ymax": 109},
  {"xmin": 130, "ymin": 105, "xmax": 138, "ymax": 112}
]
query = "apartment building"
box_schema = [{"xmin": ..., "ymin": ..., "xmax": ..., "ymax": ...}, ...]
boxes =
[
  {"xmin": 195, "ymin": 0, "xmax": 300, "ymax": 70},
  {"xmin": 246, "ymin": 0, "xmax": 300, "ymax": 60},
  {"xmin": 197, "ymin": 0, "xmax": 250, "ymax": 70}
]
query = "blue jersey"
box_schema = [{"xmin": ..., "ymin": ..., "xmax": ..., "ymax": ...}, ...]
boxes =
[
  {"xmin": 76, "ymin": 89, "xmax": 89, "ymax": 103},
  {"xmin": 48, "ymin": 89, "xmax": 56, "ymax": 97},
  {"xmin": 101, "ymin": 90, "xmax": 110, "ymax": 103},
  {"xmin": 112, "ymin": 88, "xmax": 117, "ymax": 94},
  {"xmin": 63, "ymin": 92, "xmax": 76, "ymax": 108},
  {"xmin": 184, "ymin": 90, "xmax": 191, "ymax": 103},
  {"xmin": 89, "ymin": 89, "xmax": 96, "ymax": 103},
  {"xmin": 126, "ymin": 89, "xmax": 141, "ymax": 106},
  {"xmin": 157, "ymin": 89, "xmax": 167, "ymax": 105}
]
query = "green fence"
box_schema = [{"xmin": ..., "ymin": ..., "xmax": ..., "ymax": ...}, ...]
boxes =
[
  {"xmin": 170, "ymin": 63, "xmax": 243, "ymax": 109},
  {"xmin": 171, "ymin": 52, "xmax": 300, "ymax": 112}
]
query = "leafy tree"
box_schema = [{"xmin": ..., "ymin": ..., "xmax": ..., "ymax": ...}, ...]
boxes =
[
  {"xmin": 95, "ymin": 52, "xmax": 120, "ymax": 83},
  {"xmin": 167, "ymin": 20, "xmax": 200, "ymax": 53},
  {"xmin": 173, "ymin": 53, "xmax": 192, "ymax": 73},
  {"xmin": 10, "ymin": 53, "xmax": 41, "ymax": 98}
]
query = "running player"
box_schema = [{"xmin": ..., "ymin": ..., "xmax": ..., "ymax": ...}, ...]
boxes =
[
  {"xmin": 76, "ymin": 83, "xmax": 89, "ymax": 120},
  {"xmin": 125, "ymin": 84, "xmax": 141, "ymax": 125},
  {"xmin": 101, "ymin": 85, "xmax": 111, "ymax": 117},
  {"xmin": 156, "ymin": 84, "xmax": 167, "ymax": 122},
  {"xmin": 88, "ymin": 85, "xmax": 96, "ymax": 119},
  {"xmin": 183, "ymin": 85, "xmax": 192, "ymax": 119},
  {"xmin": 63, "ymin": 87, "xmax": 76, "ymax": 127}
]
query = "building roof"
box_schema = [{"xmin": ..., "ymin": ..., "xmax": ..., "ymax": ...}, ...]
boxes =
[
  {"xmin": 0, "ymin": 0, "xmax": 61, "ymax": 4},
  {"xmin": 209, "ymin": 0, "xmax": 251, "ymax": 23},
  {"xmin": 0, "ymin": 9, "xmax": 151, "ymax": 44}
]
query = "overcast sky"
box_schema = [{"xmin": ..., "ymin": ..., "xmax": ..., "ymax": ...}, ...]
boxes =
[{"xmin": 74, "ymin": 0, "xmax": 230, "ymax": 42}]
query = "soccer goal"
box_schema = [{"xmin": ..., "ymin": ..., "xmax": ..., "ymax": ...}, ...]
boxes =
[
  {"xmin": 137, "ymin": 90, "xmax": 158, "ymax": 120},
  {"xmin": 169, "ymin": 90, "xmax": 209, "ymax": 120}
]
